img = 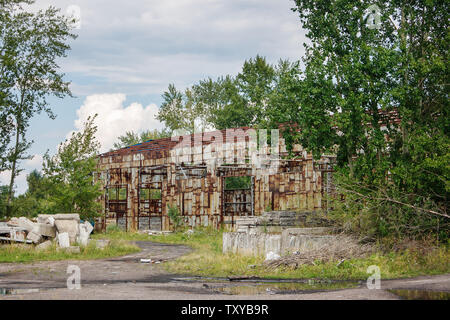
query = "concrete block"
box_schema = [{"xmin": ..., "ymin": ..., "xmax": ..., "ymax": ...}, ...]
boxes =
[
  {"xmin": 26, "ymin": 231, "xmax": 43, "ymax": 244},
  {"xmin": 282, "ymin": 227, "xmax": 332, "ymax": 236},
  {"xmin": 83, "ymin": 221, "xmax": 94, "ymax": 235},
  {"xmin": 32, "ymin": 223, "xmax": 56, "ymax": 237},
  {"xmin": 16, "ymin": 217, "xmax": 36, "ymax": 232},
  {"xmin": 47, "ymin": 216, "xmax": 55, "ymax": 226},
  {"xmin": 36, "ymin": 240, "xmax": 53, "ymax": 251},
  {"xmin": 55, "ymin": 220, "xmax": 79, "ymax": 243},
  {"xmin": 57, "ymin": 232, "xmax": 70, "ymax": 248},
  {"xmin": 37, "ymin": 214, "xmax": 52, "ymax": 224},
  {"xmin": 9, "ymin": 229, "xmax": 26, "ymax": 241},
  {"xmin": 54, "ymin": 213, "xmax": 80, "ymax": 221},
  {"xmin": 77, "ymin": 224, "xmax": 89, "ymax": 246},
  {"xmin": 57, "ymin": 246, "xmax": 80, "ymax": 253}
]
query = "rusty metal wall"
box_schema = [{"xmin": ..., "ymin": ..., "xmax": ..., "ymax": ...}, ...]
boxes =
[{"xmin": 95, "ymin": 131, "xmax": 332, "ymax": 231}]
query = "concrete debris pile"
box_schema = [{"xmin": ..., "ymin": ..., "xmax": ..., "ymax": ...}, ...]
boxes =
[
  {"xmin": 223, "ymin": 210, "xmax": 340, "ymax": 257},
  {"xmin": 0, "ymin": 214, "xmax": 94, "ymax": 251}
]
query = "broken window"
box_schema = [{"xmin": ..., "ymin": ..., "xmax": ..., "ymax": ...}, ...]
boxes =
[
  {"xmin": 108, "ymin": 187, "xmax": 127, "ymax": 201},
  {"xmin": 224, "ymin": 176, "xmax": 251, "ymax": 190},
  {"xmin": 140, "ymin": 188, "xmax": 162, "ymax": 200}
]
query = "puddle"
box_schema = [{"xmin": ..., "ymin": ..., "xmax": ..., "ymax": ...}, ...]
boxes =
[
  {"xmin": 172, "ymin": 277, "xmax": 360, "ymax": 295},
  {"xmin": 0, "ymin": 288, "xmax": 40, "ymax": 295},
  {"xmin": 213, "ymin": 281, "xmax": 359, "ymax": 295},
  {"xmin": 388, "ymin": 289, "xmax": 450, "ymax": 300}
]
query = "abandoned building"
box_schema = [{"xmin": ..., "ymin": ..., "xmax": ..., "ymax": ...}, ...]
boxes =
[{"xmin": 95, "ymin": 127, "xmax": 335, "ymax": 231}]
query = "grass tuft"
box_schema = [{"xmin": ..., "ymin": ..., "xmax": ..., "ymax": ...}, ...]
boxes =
[{"xmin": 0, "ymin": 239, "xmax": 140, "ymax": 263}]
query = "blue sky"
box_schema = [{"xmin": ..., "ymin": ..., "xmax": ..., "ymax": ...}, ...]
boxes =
[{"xmin": 1, "ymin": 0, "xmax": 308, "ymax": 194}]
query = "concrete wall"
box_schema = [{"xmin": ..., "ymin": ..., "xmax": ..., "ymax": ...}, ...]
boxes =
[{"xmin": 223, "ymin": 227, "xmax": 337, "ymax": 257}]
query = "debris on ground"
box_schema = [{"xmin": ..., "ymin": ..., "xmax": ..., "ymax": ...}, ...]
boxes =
[
  {"xmin": 264, "ymin": 236, "xmax": 374, "ymax": 269},
  {"xmin": 140, "ymin": 259, "xmax": 152, "ymax": 263},
  {"xmin": 139, "ymin": 258, "xmax": 165, "ymax": 264},
  {"xmin": 265, "ymin": 251, "xmax": 281, "ymax": 261},
  {"xmin": 0, "ymin": 214, "xmax": 95, "ymax": 251},
  {"xmin": 142, "ymin": 230, "xmax": 173, "ymax": 236}
]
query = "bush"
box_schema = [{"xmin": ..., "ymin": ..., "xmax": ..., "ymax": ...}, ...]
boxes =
[
  {"xmin": 106, "ymin": 224, "xmax": 122, "ymax": 233},
  {"xmin": 328, "ymin": 171, "xmax": 450, "ymax": 244},
  {"xmin": 167, "ymin": 204, "xmax": 182, "ymax": 231}
]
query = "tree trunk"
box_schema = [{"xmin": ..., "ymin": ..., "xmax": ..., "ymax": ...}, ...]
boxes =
[{"xmin": 5, "ymin": 116, "xmax": 20, "ymax": 216}]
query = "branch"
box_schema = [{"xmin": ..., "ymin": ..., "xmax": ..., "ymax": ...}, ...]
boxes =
[{"xmin": 340, "ymin": 187, "xmax": 450, "ymax": 219}]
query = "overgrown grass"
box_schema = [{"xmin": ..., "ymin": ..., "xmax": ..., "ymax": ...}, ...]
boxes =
[
  {"xmin": 0, "ymin": 239, "xmax": 140, "ymax": 263},
  {"xmin": 154, "ymin": 228, "xmax": 449, "ymax": 280},
  {"xmin": 91, "ymin": 227, "xmax": 450, "ymax": 280}
]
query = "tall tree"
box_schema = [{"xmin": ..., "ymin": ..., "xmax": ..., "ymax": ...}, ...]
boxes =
[
  {"xmin": 42, "ymin": 116, "xmax": 102, "ymax": 220},
  {"xmin": 157, "ymin": 84, "xmax": 207, "ymax": 135},
  {"xmin": 0, "ymin": 0, "xmax": 76, "ymax": 216},
  {"xmin": 192, "ymin": 56, "xmax": 277, "ymax": 130},
  {"xmin": 276, "ymin": 0, "xmax": 450, "ymax": 239}
]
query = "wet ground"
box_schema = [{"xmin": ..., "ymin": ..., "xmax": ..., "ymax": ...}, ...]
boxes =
[{"xmin": 0, "ymin": 241, "xmax": 449, "ymax": 300}]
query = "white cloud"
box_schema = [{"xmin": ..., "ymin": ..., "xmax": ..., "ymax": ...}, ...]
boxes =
[
  {"xmin": 29, "ymin": 0, "xmax": 308, "ymax": 96},
  {"xmin": 73, "ymin": 94, "xmax": 164, "ymax": 152}
]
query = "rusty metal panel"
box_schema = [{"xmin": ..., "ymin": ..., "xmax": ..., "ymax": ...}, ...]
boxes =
[{"xmin": 97, "ymin": 127, "xmax": 331, "ymax": 231}]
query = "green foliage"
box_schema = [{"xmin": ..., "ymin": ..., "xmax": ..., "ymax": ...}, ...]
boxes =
[
  {"xmin": 329, "ymin": 172, "xmax": 450, "ymax": 242},
  {"xmin": 262, "ymin": 0, "xmax": 450, "ymax": 241},
  {"xmin": 224, "ymin": 176, "xmax": 251, "ymax": 190},
  {"xmin": 146, "ymin": 227, "xmax": 450, "ymax": 280},
  {"xmin": 157, "ymin": 55, "xmax": 282, "ymax": 131},
  {"xmin": 167, "ymin": 204, "xmax": 182, "ymax": 232},
  {"xmin": 42, "ymin": 115, "xmax": 102, "ymax": 220},
  {"xmin": 105, "ymin": 223, "xmax": 122, "ymax": 234},
  {"xmin": 112, "ymin": 128, "xmax": 172, "ymax": 150},
  {"xmin": 0, "ymin": 185, "xmax": 9, "ymax": 217},
  {"xmin": 0, "ymin": 0, "xmax": 77, "ymax": 215},
  {"xmin": 0, "ymin": 240, "xmax": 139, "ymax": 263},
  {"xmin": 157, "ymin": 84, "xmax": 207, "ymax": 135}
]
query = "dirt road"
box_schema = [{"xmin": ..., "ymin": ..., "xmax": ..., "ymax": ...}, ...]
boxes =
[{"xmin": 0, "ymin": 241, "xmax": 448, "ymax": 300}]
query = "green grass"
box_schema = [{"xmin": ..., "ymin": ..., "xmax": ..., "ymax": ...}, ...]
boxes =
[
  {"xmin": 0, "ymin": 239, "xmax": 140, "ymax": 263},
  {"xmin": 91, "ymin": 227, "xmax": 450, "ymax": 280}
]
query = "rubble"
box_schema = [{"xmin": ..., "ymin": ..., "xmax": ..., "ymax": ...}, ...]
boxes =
[
  {"xmin": 32, "ymin": 223, "xmax": 56, "ymax": 238},
  {"xmin": 54, "ymin": 219, "xmax": 79, "ymax": 243},
  {"xmin": 0, "ymin": 213, "xmax": 96, "ymax": 251},
  {"xmin": 26, "ymin": 231, "xmax": 43, "ymax": 244},
  {"xmin": 36, "ymin": 240, "xmax": 53, "ymax": 251},
  {"xmin": 57, "ymin": 232, "xmax": 70, "ymax": 248}
]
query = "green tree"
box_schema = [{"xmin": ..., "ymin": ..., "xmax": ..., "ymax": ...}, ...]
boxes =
[
  {"xmin": 158, "ymin": 56, "xmax": 277, "ymax": 132},
  {"xmin": 277, "ymin": 0, "xmax": 449, "ymax": 240},
  {"xmin": 42, "ymin": 116, "xmax": 102, "ymax": 220},
  {"xmin": 157, "ymin": 84, "xmax": 207, "ymax": 134},
  {"xmin": 0, "ymin": 0, "xmax": 77, "ymax": 216},
  {"xmin": 112, "ymin": 128, "xmax": 172, "ymax": 150},
  {"xmin": 194, "ymin": 56, "xmax": 276, "ymax": 130},
  {"xmin": 0, "ymin": 185, "xmax": 9, "ymax": 217}
]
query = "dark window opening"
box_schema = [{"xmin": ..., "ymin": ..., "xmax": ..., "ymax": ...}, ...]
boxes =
[
  {"xmin": 224, "ymin": 176, "xmax": 251, "ymax": 190},
  {"xmin": 140, "ymin": 188, "xmax": 162, "ymax": 200}
]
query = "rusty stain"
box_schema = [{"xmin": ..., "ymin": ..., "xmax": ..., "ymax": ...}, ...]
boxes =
[{"xmin": 95, "ymin": 127, "xmax": 335, "ymax": 231}]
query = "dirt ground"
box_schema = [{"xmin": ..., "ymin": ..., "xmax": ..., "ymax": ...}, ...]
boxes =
[{"xmin": 0, "ymin": 241, "xmax": 449, "ymax": 300}]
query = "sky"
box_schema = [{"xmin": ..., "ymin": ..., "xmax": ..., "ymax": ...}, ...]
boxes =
[{"xmin": 0, "ymin": 0, "xmax": 308, "ymax": 195}]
